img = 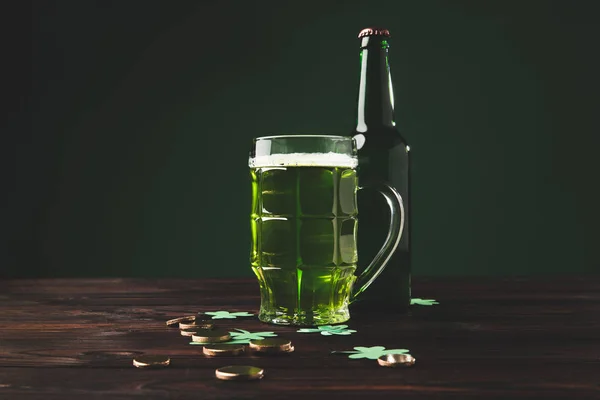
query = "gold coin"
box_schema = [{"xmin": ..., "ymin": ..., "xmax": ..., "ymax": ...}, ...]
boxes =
[
  {"xmin": 166, "ymin": 315, "xmax": 195, "ymax": 327},
  {"xmin": 215, "ymin": 365, "xmax": 264, "ymax": 381},
  {"xmin": 180, "ymin": 328, "xmax": 200, "ymax": 337},
  {"xmin": 203, "ymin": 344, "xmax": 245, "ymax": 357},
  {"xmin": 132, "ymin": 355, "xmax": 170, "ymax": 368},
  {"xmin": 191, "ymin": 329, "xmax": 231, "ymax": 343},
  {"xmin": 179, "ymin": 320, "xmax": 215, "ymax": 330},
  {"xmin": 248, "ymin": 338, "xmax": 293, "ymax": 353},
  {"xmin": 377, "ymin": 354, "xmax": 416, "ymax": 368}
]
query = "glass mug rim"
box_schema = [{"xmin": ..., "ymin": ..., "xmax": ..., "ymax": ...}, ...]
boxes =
[
  {"xmin": 253, "ymin": 134, "xmax": 351, "ymax": 141},
  {"xmin": 249, "ymin": 135, "xmax": 358, "ymax": 169}
]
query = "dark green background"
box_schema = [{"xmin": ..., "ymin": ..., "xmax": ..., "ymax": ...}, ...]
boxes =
[{"xmin": 5, "ymin": 0, "xmax": 599, "ymax": 278}]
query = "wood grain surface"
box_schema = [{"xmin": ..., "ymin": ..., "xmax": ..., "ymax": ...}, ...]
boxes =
[{"xmin": 0, "ymin": 277, "xmax": 598, "ymax": 399}]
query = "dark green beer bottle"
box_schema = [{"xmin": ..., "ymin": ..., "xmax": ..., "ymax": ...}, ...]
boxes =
[{"xmin": 351, "ymin": 27, "xmax": 411, "ymax": 312}]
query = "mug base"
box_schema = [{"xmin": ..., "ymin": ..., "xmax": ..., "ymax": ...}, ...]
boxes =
[{"xmin": 258, "ymin": 308, "xmax": 350, "ymax": 327}]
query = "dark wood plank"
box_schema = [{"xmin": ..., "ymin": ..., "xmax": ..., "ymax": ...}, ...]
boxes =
[{"xmin": 0, "ymin": 277, "xmax": 599, "ymax": 399}]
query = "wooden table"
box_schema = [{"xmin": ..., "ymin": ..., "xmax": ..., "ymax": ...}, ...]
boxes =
[{"xmin": 0, "ymin": 277, "xmax": 598, "ymax": 399}]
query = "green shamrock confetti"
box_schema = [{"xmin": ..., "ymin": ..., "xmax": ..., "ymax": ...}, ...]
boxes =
[
  {"xmin": 203, "ymin": 311, "xmax": 255, "ymax": 319},
  {"xmin": 332, "ymin": 346, "xmax": 410, "ymax": 359},
  {"xmin": 189, "ymin": 329, "xmax": 278, "ymax": 345},
  {"xmin": 410, "ymin": 298, "xmax": 439, "ymax": 306},
  {"xmin": 297, "ymin": 325, "xmax": 357, "ymax": 336},
  {"xmin": 229, "ymin": 329, "xmax": 278, "ymax": 341}
]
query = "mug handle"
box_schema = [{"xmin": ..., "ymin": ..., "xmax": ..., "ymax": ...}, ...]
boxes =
[{"xmin": 350, "ymin": 183, "xmax": 405, "ymax": 302}]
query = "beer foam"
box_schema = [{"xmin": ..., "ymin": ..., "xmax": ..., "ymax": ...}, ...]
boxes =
[{"xmin": 249, "ymin": 152, "xmax": 358, "ymax": 168}]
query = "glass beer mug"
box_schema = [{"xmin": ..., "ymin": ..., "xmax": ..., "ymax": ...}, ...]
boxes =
[{"xmin": 249, "ymin": 135, "xmax": 404, "ymax": 326}]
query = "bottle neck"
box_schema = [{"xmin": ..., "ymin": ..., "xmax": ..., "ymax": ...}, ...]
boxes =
[{"xmin": 355, "ymin": 36, "xmax": 396, "ymax": 132}]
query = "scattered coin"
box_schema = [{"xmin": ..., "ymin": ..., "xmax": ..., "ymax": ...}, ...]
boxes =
[
  {"xmin": 203, "ymin": 344, "xmax": 245, "ymax": 357},
  {"xmin": 166, "ymin": 315, "xmax": 195, "ymax": 327},
  {"xmin": 249, "ymin": 338, "xmax": 294, "ymax": 354},
  {"xmin": 215, "ymin": 365, "xmax": 264, "ymax": 381},
  {"xmin": 133, "ymin": 355, "xmax": 170, "ymax": 368},
  {"xmin": 179, "ymin": 320, "xmax": 215, "ymax": 330},
  {"xmin": 180, "ymin": 328, "xmax": 201, "ymax": 337},
  {"xmin": 191, "ymin": 329, "xmax": 231, "ymax": 343},
  {"xmin": 377, "ymin": 353, "xmax": 416, "ymax": 368}
]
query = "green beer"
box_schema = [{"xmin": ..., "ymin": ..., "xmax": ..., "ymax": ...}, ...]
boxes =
[
  {"xmin": 249, "ymin": 135, "xmax": 404, "ymax": 326},
  {"xmin": 251, "ymin": 156, "xmax": 358, "ymax": 326}
]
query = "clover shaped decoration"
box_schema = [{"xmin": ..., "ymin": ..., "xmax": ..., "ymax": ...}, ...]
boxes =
[
  {"xmin": 189, "ymin": 329, "xmax": 278, "ymax": 345},
  {"xmin": 410, "ymin": 298, "xmax": 439, "ymax": 306},
  {"xmin": 332, "ymin": 346, "xmax": 410, "ymax": 359},
  {"xmin": 297, "ymin": 325, "xmax": 357, "ymax": 336},
  {"xmin": 229, "ymin": 329, "xmax": 278, "ymax": 342},
  {"xmin": 203, "ymin": 311, "xmax": 255, "ymax": 319}
]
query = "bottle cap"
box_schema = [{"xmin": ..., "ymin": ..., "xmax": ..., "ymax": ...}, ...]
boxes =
[{"xmin": 358, "ymin": 27, "xmax": 391, "ymax": 38}]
